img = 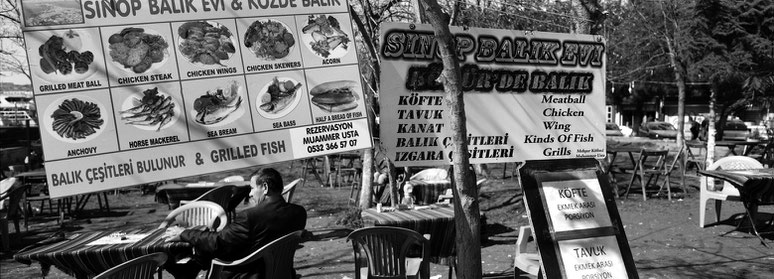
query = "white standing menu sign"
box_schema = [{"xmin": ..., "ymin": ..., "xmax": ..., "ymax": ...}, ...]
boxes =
[
  {"xmin": 520, "ymin": 159, "xmax": 638, "ymax": 279},
  {"xmin": 19, "ymin": 0, "xmax": 372, "ymax": 198}
]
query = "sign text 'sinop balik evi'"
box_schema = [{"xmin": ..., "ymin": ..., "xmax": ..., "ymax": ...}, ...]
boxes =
[{"xmin": 19, "ymin": 0, "xmax": 371, "ymax": 198}]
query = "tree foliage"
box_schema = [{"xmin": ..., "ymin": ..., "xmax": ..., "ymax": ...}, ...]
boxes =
[
  {"xmin": 607, "ymin": 0, "xmax": 774, "ymax": 112},
  {"xmin": 692, "ymin": 0, "xmax": 774, "ymax": 113}
]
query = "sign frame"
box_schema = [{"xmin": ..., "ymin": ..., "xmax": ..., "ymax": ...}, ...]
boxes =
[{"xmin": 519, "ymin": 158, "xmax": 638, "ymax": 279}]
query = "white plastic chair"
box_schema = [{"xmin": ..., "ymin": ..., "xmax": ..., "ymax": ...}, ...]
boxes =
[
  {"xmin": 699, "ymin": 156, "xmax": 763, "ymax": 228},
  {"xmin": 513, "ymin": 226, "xmax": 540, "ymax": 276},
  {"xmin": 93, "ymin": 252, "xmax": 167, "ymax": 279},
  {"xmin": 282, "ymin": 178, "xmax": 303, "ymax": 203},
  {"xmin": 159, "ymin": 201, "xmax": 228, "ymax": 231}
]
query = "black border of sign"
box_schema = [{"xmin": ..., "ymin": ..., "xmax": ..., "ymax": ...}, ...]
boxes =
[{"xmin": 520, "ymin": 158, "xmax": 638, "ymax": 279}]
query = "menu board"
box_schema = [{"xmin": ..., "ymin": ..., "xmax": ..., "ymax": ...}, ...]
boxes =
[
  {"xmin": 379, "ymin": 23, "xmax": 606, "ymax": 167},
  {"xmin": 19, "ymin": 0, "xmax": 372, "ymax": 198},
  {"xmin": 520, "ymin": 159, "xmax": 638, "ymax": 279}
]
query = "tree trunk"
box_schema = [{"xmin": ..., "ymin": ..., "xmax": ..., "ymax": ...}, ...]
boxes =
[
  {"xmin": 359, "ymin": 149, "xmax": 374, "ymax": 208},
  {"xmin": 571, "ymin": 0, "xmax": 592, "ymax": 34},
  {"xmin": 349, "ymin": 8, "xmax": 379, "ymax": 208},
  {"xmin": 707, "ymin": 89, "xmax": 717, "ymax": 165},
  {"xmin": 418, "ymin": 0, "xmax": 482, "ymax": 278},
  {"xmin": 664, "ymin": 34, "xmax": 686, "ymax": 187},
  {"xmin": 449, "ymin": 0, "xmax": 461, "ymax": 26}
]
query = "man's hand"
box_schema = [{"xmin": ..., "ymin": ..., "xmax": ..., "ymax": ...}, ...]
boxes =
[{"xmin": 163, "ymin": 226, "xmax": 186, "ymax": 242}]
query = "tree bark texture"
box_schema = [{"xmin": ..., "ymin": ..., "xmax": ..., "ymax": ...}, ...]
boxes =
[
  {"xmin": 571, "ymin": 0, "xmax": 604, "ymax": 35},
  {"xmin": 349, "ymin": 7, "xmax": 379, "ymax": 208},
  {"xmin": 418, "ymin": 0, "xmax": 482, "ymax": 278},
  {"xmin": 707, "ymin": 90, "xmax": 717, "ymax": 166}
]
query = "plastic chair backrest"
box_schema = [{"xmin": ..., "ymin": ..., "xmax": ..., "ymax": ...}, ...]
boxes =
[
  {"xmin": 704, "ymin": 156, "xmax": 763, "ymax": 194},
  {"xmin": 219, "ymin": 175, "xmax": 244, "ymax": 183},
  {"xmin": 282, "ymin": 178, "xmax": 303, "ymax": 203},
  {"xmin": 93, "ymin": 252, "xmax": 167, "ymax": 279},
  {"xmin": 347, "ymin": 226, "xmax": 429, "ymax": 279},
  {"xmin": 159, "ymin": 201, "xmax": 227, "ymax": 231},
  {"xmin": 189, "ymin": 185, "xmax": 236, "ymax": 213},
  {"xmin": 206, "ymin": 230, "xmax": 303, "ymax": 279}
]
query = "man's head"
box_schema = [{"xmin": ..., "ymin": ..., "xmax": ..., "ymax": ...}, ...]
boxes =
[{"xmin": 248, "ymin": 168, "xmax": 284, "ymax": 205}]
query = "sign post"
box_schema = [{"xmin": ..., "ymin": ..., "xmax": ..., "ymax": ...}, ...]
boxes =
[{"xmin": 520, "ymin": 158, "xmax": 638, "ymax": 279}]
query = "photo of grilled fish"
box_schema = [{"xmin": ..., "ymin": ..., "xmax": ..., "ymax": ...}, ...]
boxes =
[{"xmin": 259, "ymin": 77, "xmax": 302, "ymax": 114}]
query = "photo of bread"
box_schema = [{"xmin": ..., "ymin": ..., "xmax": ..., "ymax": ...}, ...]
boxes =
[{"xmin": 310, "ymin": 80, "xmax": 359, "ymax": 113}]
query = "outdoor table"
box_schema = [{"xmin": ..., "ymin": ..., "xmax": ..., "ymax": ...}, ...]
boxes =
[
  {"xmin": 605, "ymin": 145, "xmax": 641, "ymax": 173},
  {"xmin": 406, "ymin": 180, "xmax": 451, "ymax": 205},
  {"xmin": 155, "ymin": 181, "xmax": 249, "ymax": 209},
  {"xmin": 603, "ymin": 145, "xmax": 642, "ymax": 195},
  {"xmin": 13, "ymin": 227, "xmax": 192, "ymax": 279},
  {"xmin": 361, "ymin": 205, "xmax": 455, "ymax": 263},
  {"xmin": 712, "ymin": 140, "xmax": 762, "ymax": 156},
  {"xmin": 13, "ymin": 170, "xmax": 109, "ymax": 218},
  {"xmin": 698, "ymin": 168, "xmax": 774, "ymax": 246}
]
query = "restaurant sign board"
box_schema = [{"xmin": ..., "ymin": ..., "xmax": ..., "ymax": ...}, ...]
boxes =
[
  {"xmin": 379, "ymin": 23, "xmax": 606, "ymax": 167},
  {"xmin": 520, "ymin": 159, "xmax": 638, "ymax": 279},
  {"xmin": 19, "ymin": 0, "xmax": 372, "ymax": 198}
]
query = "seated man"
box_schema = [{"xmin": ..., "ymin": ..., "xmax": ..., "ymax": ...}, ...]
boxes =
[{"xmin": 163, "ymin": 168, "xmax": 307, "ymax": 279}]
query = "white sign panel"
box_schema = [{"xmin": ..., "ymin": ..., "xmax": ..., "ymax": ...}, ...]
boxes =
[
  {"xmin": 380, "ymin": 23, "xmax": 606, "ymax": 166},
  {"xmin": 557, "ymin": 236, "xmax": 629, "ymax": 279},
  {"xmin": 542, "ymin": 178, "xmax": 612, "ymax": 232}
]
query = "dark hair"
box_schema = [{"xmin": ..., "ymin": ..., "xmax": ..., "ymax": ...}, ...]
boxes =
[{"xmin": 250, "ymin": 168, "xmax": 284, "ymax": 193}]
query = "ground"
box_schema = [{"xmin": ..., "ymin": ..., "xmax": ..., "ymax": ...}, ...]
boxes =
[{"xmin": 4, "ymin": 141, "xmax": 774, "ymax": 278}]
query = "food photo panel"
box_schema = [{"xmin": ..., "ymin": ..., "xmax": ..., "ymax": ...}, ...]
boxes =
[
  {"xmin": 173, "ymin": 19, "xmax": 245, "ymax": 80},
  {"xmin": 246, "ymin": 70, "xmax": 312, "ymax": 132},
  {"xmin": 181, "ymin": 77, "xmax": 253, "ymax": 140},
  {"xmin": 36, "ymin": 89, "xmax": 119, "ymax": 160},
  {"xmin": 21, "ymin": 0, "xmax": 84, "ymax": 27},
  {"xmin": 111, "ymin": 82, "xmax": 189, "ymax": 150},
  {"xmin": 238, "ymin": 16, "xmax": 304, "ymax": 74},
  {"xmin": 305, "ymin": 65, "xmax": 366, "ymax": 124},
  {"xmin": 294, "ymin": 13, "xmax": 357, "ymax": 67},
  {"xmin": 101, "ymin": 23, "xmax": 179, "ymax": 87},
  {"xmin": 24, "ymin": 28, "xmax": 108, "ymax": 95}
]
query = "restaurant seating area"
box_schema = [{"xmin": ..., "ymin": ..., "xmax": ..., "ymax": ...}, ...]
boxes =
[{"xmin": 7, "ymin": 148, "xmax": 774, "ymax": 277}]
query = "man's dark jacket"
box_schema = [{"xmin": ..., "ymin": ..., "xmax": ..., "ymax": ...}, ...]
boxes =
[{"xmin": 180, "ymin": 195, "xmax": 307, "ymax": 278}]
